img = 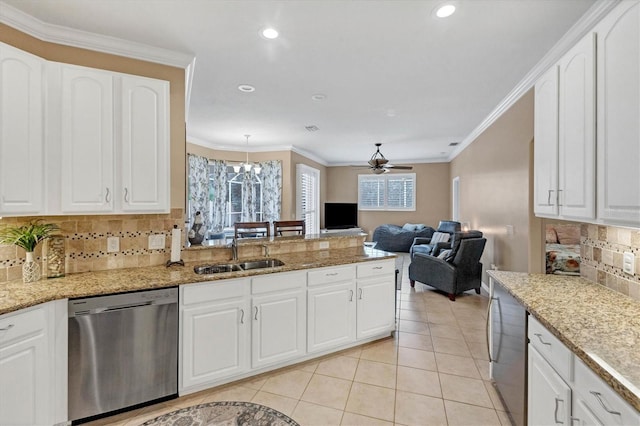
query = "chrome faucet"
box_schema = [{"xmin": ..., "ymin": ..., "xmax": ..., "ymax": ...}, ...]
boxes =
[
  {"xmin": 231, "ymin": 237, "xmax": 238, "ymax": 261},
  {"xmin": 262, "ymin": 244, "xmax": 270, "ymax": 258}
]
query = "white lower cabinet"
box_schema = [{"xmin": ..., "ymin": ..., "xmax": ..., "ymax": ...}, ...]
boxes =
[
  {"xmin": 307, "ymin": 266, "xmax": 357, "ymax": 353},
  {"xmin": 180, "ymin": 278, "xmax": 250, "ymax": 391},
  {"xmin": 251, "ymin": 271, "xmax": 306, "ymax": 369},
  {"xmin": 528, "ymin": 315, "xmax": 640, "ymax": 426},
  {"xmin": 0, "ymin": 300, "xmax": 66, "ymax": 426},
  {"xmin": 180, "ymin": 261, "xmax": 395, "ymax": 394},
  {"xmin": 528, "ymin": 345, "xmax": 572, "ymax": 426},
  {"xmin": 356, "ymin": 260, "xmax": 396, "ymax": 339}
]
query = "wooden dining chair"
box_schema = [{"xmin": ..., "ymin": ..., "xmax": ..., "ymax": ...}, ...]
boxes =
[
  {"xmin": 234, "ymin": 221, "xmax": 270, "ymax": 239},
  {"xmin": 274, "ymin": 220, "xmax": 306, "ymax": 236}
]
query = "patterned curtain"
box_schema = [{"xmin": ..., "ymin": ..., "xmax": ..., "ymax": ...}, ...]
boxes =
[
  {"xmin": 187, "ymin": 154, "xmax": 211, "ymax": 232},
  {"xmin": 209, "ymin": 160, "xmax": 227, "ymax": 232},
  {"xmin": 241, "ymin": 169, "xmax": 256, "ymax": 222},
  {"xmin": 261, "ymin": 160, "xmax": 282, "ymax": 222}
]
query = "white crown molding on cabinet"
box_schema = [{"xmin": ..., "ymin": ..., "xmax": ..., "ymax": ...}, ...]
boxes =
[
  {"xmin": 0, "ymin": 1, "xmax": 196, "ymax": 123},
  {"xmin": 447, "ymin": 0, "xmax": 621, "ymax": 162}
]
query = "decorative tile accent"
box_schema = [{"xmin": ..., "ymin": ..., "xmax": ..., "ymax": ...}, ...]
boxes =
[
  {"xmin": 0, "ymin": 209, "xmax": 184, "ymax": 282},
  {"xmin": 580, "ymin": 223, "xmax": 640, "ymax": 300}
]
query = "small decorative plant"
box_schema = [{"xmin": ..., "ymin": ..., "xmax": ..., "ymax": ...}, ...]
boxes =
[
  {"xmin": 0, "ymin": 220, "xmax": 60, "ymax": 252},
  {"xmin": 0, "ymin": 220, "xmax": 60, "ymax": 283}
]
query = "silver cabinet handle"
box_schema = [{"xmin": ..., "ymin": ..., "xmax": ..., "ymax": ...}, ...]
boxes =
[
  {"xmin": 485, "ymin": 296, "xmax": 498, "ymax": 362},
  {"xmin": 534, "ymin": 333, "xmax": 552, "ymax": 346},
  {"xmin": 124, "ymin": 187, "xmax": 129, "ymax": 203},
  {"xmin": 0, "ymin": 324, "xmax": 14, "ymax": 332},
  {"xmin": 373, "ymin": 266, "xmax": 383, "ymax": 270},
  {"xmin": 358, "ymin": 288, "xmax": 363, "ymax": 300},
  {"xmin": 254, "ymin": 306, "xmax": 258, "ymax": 320},
  {"xmin": 349, "ymin": 290, "xmax": 353, "ymax": 302},
  {"xmin": 590, "ymin": 391, "xmax": 621, "ymax": 416},
  {"xmin": 554, "ymin": 397, "xmax": 564, "ymax": 424},
  {"xmin": 326, "ymin": 272, "xmax": 338, "ymax": 276},
  {"xmin": 240, "ymin": 309, "xmax": 244, "ymax": 324},
  {"xmin": 105, "ymin": 187, "xmax": 110, "ymax": 203}
]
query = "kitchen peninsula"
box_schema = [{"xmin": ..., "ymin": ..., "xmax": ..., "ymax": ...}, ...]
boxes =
[{"xmin": 0, "ymin": 233, "xmax": 397, "ymax": 424}]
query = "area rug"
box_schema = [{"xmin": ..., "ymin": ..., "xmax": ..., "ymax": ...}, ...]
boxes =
[{"xmin": 141, "ymin": 401, "xmax": 300, "ymax": 426}]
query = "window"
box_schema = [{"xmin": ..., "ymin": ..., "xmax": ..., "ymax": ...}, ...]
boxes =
[
  {"xmin": 297, "ymin": 164, "xmax": 320, "ymax": 234},
  {"xmin": 358, "ymin": 173, "xmax": 415, "ymax": 211}
]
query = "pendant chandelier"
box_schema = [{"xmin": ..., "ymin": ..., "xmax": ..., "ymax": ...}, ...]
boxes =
[{"xmin": 233, "ymin": 134, "xmax": 261, "ymax": 174}]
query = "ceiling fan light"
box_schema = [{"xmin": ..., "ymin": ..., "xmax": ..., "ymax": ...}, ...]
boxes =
[{"xmin": 372, "ymin": 168, "xmax": 385, "ymax": 175}]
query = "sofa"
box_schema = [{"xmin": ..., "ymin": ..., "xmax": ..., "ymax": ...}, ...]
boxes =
[{"xmin": 372, "ymin": 224, "xmax": 435, "ymax": 252}]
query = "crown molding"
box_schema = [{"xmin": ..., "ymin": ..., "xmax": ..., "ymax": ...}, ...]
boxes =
[
  {"xmin": 448, "ymin": 0, "xmax": 620, "ymax": 162},
  {"xmin": 0, "ymin": 1, "xmax": 194, "ymax": 68},
  {"xmin": 186, "ymin": 136, "xmax": 330, "ymax": 166}
]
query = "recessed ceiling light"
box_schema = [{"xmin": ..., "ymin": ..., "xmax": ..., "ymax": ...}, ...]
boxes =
[
  {"xmin": 238, "ymin": 84, "xmax": 255, "ymax": 93},
  {"xmin": 261, "ymin": 28, "xmax": 279, "ymax": 39},
  {"xmin": 311, "ymin": 93, "xmax": 326, "ymax": 101},
  {"xmin": 434, "ymin": 3, "xmax": 456, "ymax": 18},
  {"xmin": 386, "ymin": 109, "xmax": 396, "ymax": 117}
]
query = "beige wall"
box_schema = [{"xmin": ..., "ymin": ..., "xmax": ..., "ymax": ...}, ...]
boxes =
[
  {"xmin": 325, "ymin": 163, "xmax": 451, "ymax": 237},
  {"xmin": 1, "ymin": 24, "xmax": 187, "ymax": 209},
  {"xmin": 450, "ymin": 89, "xmax": 543, "ymax": 284}
]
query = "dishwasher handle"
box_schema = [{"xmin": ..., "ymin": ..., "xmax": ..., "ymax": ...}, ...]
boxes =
[{"xmin": 71, "ymin": 301, "xmax": 154, "ymax": 316}]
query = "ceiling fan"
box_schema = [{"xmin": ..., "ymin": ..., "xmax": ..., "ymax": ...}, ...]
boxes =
[{"xmin": 355, "ymin": 143, "xmax": 413, "ymax": 174}]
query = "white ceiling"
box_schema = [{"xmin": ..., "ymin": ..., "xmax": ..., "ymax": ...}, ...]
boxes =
[{"xmin": 1, "ymin": 0, "xmax": 599, "ymax": 166}]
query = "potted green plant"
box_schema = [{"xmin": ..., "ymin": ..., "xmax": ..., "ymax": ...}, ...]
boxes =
[{"xmin": 0, "ymin": 220, "xmax": 60, "ymax": 283}]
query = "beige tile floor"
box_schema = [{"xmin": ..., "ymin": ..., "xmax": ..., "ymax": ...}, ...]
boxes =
[{"xmin": 87, "ymin": 255, "xmax": 508, "ymax": 426}]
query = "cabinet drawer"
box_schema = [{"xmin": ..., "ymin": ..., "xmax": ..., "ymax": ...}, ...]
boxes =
[
  {"xmin": 528, "ymin": 315, "xmax": 573, "ymax": 381},
  {"xmin": 0, "ymin": 306, "xmax": 46, "ymax": 345},
  {"xmin": 251, "ymin": 271, "xmax": 306, "ymax": 295},
  {"xmin": 357, "ymin": 260, "xmax": 394, "ymax": 278},
  {"xmin": 574, "ymin": 357, "xmax": 639, "ymax": 425},
  {"xmin": 308, "ymin": 265, "xmax": 356, "ymax": 286},
  {"xmin": 182, "ymin": 278, "xmax": 248, "ymax": 305}
]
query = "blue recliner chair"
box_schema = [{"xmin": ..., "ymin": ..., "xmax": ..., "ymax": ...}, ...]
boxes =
[{"xmin": 410, "ymin": 220, "xmax": 461, "ymax": 258}]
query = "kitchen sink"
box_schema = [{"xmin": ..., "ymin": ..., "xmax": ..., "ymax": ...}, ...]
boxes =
[
  {"xmin": 238, "ymin": 259, "xmax": 285, "ymax": 270},
  {"xmin": 193, "ymin": 263, "xmax": 242, "ymax": 274},
  {"xmin": 193, "ymin": 258, "xmax": 285, "ymax": 274}
]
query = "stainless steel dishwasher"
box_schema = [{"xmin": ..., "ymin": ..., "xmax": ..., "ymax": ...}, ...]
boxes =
[{"xmin": 68, "ymin": 287, "xmax": 178, "ymax": 423}]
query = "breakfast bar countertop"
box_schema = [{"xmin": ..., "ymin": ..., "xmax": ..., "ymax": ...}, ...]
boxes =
[
  {"xmin": 0, "ymin": 245, "xmax": 395, "ymax": 316},
  {"xmin": 488, "ymin": 270, "xmax": 640, "ymax": 412}
]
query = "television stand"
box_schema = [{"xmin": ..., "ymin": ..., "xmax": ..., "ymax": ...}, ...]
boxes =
[{"xmin": 321, "ymin": 227, "xmax": 363, "ymax": 235}]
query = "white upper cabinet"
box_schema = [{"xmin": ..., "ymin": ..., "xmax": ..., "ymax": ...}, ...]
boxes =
[
  {"xmin": 121, "ymin": 75, "xmax": 169, "ymax": 212},
  {"xmin": 534, "ymin": 65, "xmax": 559, "ymax": 217},
  {"xmin": 0, "ymin": 44, "xmax": 44, "ymax": 215},
  {"xmin": 534, "ymin": 31, "xmax": 595, "ymax": 220},
  {"xmin": 596, "ymin": 0, "xmax": 640, "ymax": 226},
  {"xmin": 0, "ymin": 42, "xmax": 170, "ymax": 216},
  {"xmin": 60, "ymin": 65, "xmax": 114, "ymax": 213},
  {"xmin": 558, "ymin": 32, "xmax": 596, "ymax": 220}
]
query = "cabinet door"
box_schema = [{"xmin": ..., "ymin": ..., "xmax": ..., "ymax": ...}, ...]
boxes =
[
  {"xmin": 0, "ymin": 309, "xmax": 50, "ymax": 426},
  {"xmin": 252, "ymin": 289, "xmax": 306, "ymax": 369},
  {"xmin": 534, "ymin": 65, "xmax": 560, "ymax": 217},
  {"xmin": 596, "ymin": 1, "xmax": 640, "ymax": 225},
  {"xmin": 181, "ymin": 299, "xmax": 249, "ymax": 390},
  {"xmin": 528, "ymin": 345, "xmax": 572, "ymax": 426},
  {"xmin": 307, "ymin": 281, "xmax": 356, "ymax": 353},
  {"xmin": 120, "ymin": 75, "xmax": 169, "ymax": 213},
  {"xmin": 356, "ymin": 276, "xmax": 395, "ymax": 339},
  {"xmin": 572, "ymin": 397, "xmax": 604, "ymax": 426},
  {"xmin": 0, "ymin": 44, "xmax": 44, "ymax": 215},
  {"xmin": 60, "ymin": 65, "xmax": 114, "ymax": 212},
  {"xmin": 558, "ymin": 32, "xmax": 596, "ymax": 220}
]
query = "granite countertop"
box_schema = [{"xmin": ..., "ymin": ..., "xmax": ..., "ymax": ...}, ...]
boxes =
[
  {"xmin": 488, "ymin": 270, "xmax": 640, "ymax": 412},
  {"xmin": 0, "ymin": 246, "xmax": 395, "ymax": 316}
]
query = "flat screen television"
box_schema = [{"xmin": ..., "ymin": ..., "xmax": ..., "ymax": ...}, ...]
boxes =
[{"xmin": 324, "ymin": 202, "xmax": 358, "ymax": 229}]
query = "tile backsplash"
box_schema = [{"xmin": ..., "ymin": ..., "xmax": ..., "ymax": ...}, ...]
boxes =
[
  {"xmin": 580, "ymin": 223, "xmax": 640, "ymax": 300},
  {"xmin": 0, "ymin": 209, "xmax": 184, "ymax": 282}
]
